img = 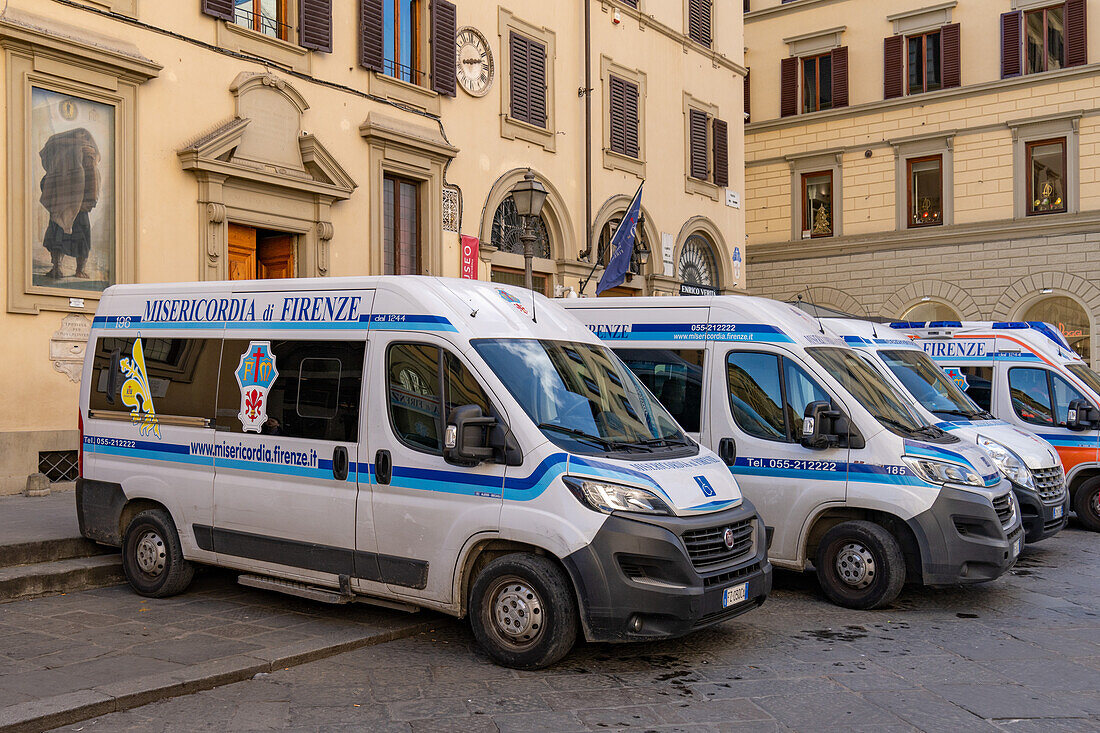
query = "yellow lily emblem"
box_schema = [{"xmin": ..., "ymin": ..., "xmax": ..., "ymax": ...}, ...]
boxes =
[{"xmin": 120, "ymin": 338, "xmax": 161, "ymax": 439}]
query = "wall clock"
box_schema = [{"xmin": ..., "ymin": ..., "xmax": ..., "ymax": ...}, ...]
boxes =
[{"xmin": 456, "ymin": 26, "xmax": 494, "ymax": 98}]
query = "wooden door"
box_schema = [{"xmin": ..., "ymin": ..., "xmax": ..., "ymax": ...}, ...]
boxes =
[
  {"xmin": 258, "ymin": 235, "xmax": 295, "ymax": 279},
  {"xmin": 228, "ymin": 224, "xmax": 257, "ymax": 281}
]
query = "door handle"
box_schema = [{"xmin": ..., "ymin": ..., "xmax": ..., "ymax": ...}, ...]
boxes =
[
  {"xmin": 718, "ymin": 437, "xmax": 737, "ymax": 466},
  {"xmin": 375, "ymin": 449, "xmax": 392, "ymax": 485},
  {"xmin": 332, "ymin": 446, "xmax": 349, "ymax": 481}
]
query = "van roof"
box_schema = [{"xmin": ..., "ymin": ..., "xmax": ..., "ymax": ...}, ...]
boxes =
[
  {"xmin": 889, "ymin": 320, "xmax": 1079, "ymax": 360},
  {"xmin": 566, "ymin": 294, "xmax": 849, "ymax": 348},
  {"xmin": 824, "ymin": 318, "xmax": 922, "ymax": 349},
  {"xmin": 94, "ymin": 276, "xmax": 597, "ymax": 344}
]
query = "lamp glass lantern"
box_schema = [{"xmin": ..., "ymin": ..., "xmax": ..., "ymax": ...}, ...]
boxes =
[{"xmin": 511, "ymin": 171, "xmax": 548, "ymax": 219}]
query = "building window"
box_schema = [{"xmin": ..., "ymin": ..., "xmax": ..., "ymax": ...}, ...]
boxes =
[
  {"xmin": 801, "ymin": 171, "xmax": 833, "ymax": 238},
  {"xmin": 901, "ymin": 300, "xmax": 959, "ymax": 322},
  {"xmin": 384, "ymin": 174, "xmax": 421, "ymax": 274},
  {"xmin": 1026, "ymin": 138, "xmax": 1067, "ymax": 215},
  {"xmin": 608, "ymin": 74, "xmax": 640, "ymax": 159},
  {"xmin": 490, "ymin": 196, "xmax": 551, "ymax": 259},
  {"xmin": 907, "ymin": 156, "xmax": 943, "ymax": 228},
  {"xmin": 597, "ymin": 215, "xmax": 646, "ymax": 276},
  {"xmin": 1023, "ymin": 296, "xmax": 1090, "ymax": 363},
  {"xmin": 383, "ymin": 0, "xmax": 424, "ymax": 85},
  {"xmin": 1025, "ymin": 5, "xmax": 1065, "ymax": 74},
  {"xmin": 907, "ymin": 31, "xmax": 941, "ymax": 94},
  {"xmin": 801, "ymin": 54, "xmax": 832, "ymax": 113},
  {"xmin": 687, "ymin": 0, "xmax": 713, "ymax": 48},
  {"xmin": 234, "ymin": 0, "xmax": 291, "ymax": 41},
  {"xmin": 679, "ymin": 233, "xmax": 720, "ymax": 295},
  {"xmin": 509, "ymin": 32, "xmax": 548, "ymax": 129},
  {"xmin": 686, "ymin": 105, "xmax": 728, "ymax": 190}
]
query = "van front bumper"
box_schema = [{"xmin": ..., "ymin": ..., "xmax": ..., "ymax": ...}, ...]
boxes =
[
  {"xmin": 561, "ymin": 501, "xmax": 771, "ymax": 643},
  {"xmin": 906, "ymin": 485, "xmax": 1023, "ymax": 586},
  {"xmin": 1013, "ymin": 485, "xmax": 1068, "ymax": 544}
]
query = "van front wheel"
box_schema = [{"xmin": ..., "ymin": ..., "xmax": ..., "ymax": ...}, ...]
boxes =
[
  {"xmin": 122, "ymin": 509, "xmax": 194, "ymax": 598},
  {"xmin": 1073, "ymin": 477, "xmax": 1100, "ymax": 532},
  {"xmin": 469, "ymin": 553, "xmax": 578, "ymax": 669},
  {"xmin": 815, "ymin": 520, "xmax": 905, "ymax": 610}
]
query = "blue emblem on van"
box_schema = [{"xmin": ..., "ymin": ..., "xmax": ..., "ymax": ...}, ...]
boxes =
[
  {"xmin": 943, "ymin": 367, "xmax": 968, "ymax": 391},
  {"xmin": 693, "ymin": 475, "xmax": 716, "ymax": 497}
]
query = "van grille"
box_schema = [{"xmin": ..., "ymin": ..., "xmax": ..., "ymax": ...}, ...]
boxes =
[
  {"xmin": 1033, "ymin": 466, "xmax": 1067, "ymax": 505},
  {"xmin": 681, "ymin": 518, "xmax": 754, "ymax": 569},
  {"xmin": 992, "ymin": 493, "xmax": 1014, "ymax": 529},
  {"xmin": 703, "ymin": 560, "xmax": 762, "ymax": 588}
]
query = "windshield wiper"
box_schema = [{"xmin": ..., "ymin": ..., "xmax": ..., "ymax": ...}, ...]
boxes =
[
  {"xmin": 875, "ymin": 415, "xmax": 940, "ymax": 438},
  {"xmin": 937, "ymin": 408, "xmax": 982, "ymax": 419},
  {"xmin": 538, "ymin": 423, "xmax": 621, "ymax": 450}
]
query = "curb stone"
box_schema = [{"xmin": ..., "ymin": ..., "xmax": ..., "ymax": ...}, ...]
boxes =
[{"xmin": 0, "ymin": 618, "xmax": 436, "ymax": 733}]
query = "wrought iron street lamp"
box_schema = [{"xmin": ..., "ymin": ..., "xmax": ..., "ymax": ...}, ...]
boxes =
[{"xmin": 510, "ymin": 170, "xmax": 548, "ymax": 291}]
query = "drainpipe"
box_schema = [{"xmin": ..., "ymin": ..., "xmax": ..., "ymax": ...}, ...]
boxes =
[{"xmin": 582, "ymin": 0, "xmax": 593, "ymax": 268}]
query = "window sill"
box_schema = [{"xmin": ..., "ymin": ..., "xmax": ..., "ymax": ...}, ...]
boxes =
[
  {"xmin": 369, "ymin": 73, "xmax": 440, "ymax": 115},
  {"xmin": 602, "ymin": 148, "xmax": 645, "ymax": 179},
  {"xmin": 217, "ymin": 21, "xmax": 310, "ymax": 74},
  {"xmin": 501, "ymin": 115, "xmax": 556, "ymax": 152},
  {"xmin": 685, "ymin": 175, "xmax": 720, "ymax": 201}
]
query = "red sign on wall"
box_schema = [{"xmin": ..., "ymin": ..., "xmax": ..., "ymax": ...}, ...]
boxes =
[{"xmin": 460, "ymin": 235, "xmax": 479, "ymax": 280}]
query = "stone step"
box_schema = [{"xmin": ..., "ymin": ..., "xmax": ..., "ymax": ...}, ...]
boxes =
[
  {"xmin": 0, "ymin": 553, "xmax": 124, "ymax": 603},
  {"xmin": 0, "ymin": 536, "xmax": 114, "ymax": 569}
]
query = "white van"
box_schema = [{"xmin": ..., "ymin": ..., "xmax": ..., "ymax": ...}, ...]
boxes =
[
  {"xmin": 76, "ymin": 277, "xmax": 771, "ymax": 669},
  {"xmin": 892, "ymin": 320, "xmax": 1100, "ymax": 533},
  {"xmin": 824, "ymin": 319, "xmax": 1067, "ymax": 544},
  {"xmin": 564, "ymin": 296, "xmax": 1023, "ymax": 609}
]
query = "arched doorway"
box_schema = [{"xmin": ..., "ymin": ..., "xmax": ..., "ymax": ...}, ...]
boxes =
[
  {"xmin": 678, "ymin": 233, "xmax": 720, "ymax": 296},
  {"xmin": 900, "ymin": 299, "xmax": 961, "ymax": 322},
  {"xmin": 1022, "ymin": 296, "xmax": 1091, "ymax": 363}
]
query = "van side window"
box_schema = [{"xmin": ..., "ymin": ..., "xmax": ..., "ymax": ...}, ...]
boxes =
[
  {"xmin": 1008, "ymin": 368, "xmax": 1054, "ymax": 426},
  {"xmin": 726, "ymin": 352, "xmax": 786, "ymax": 440},
  {"xmin": 784, "ymin": 359, "xmax": 831, "ymax": 441},
  {"xmin": 218, "ymin": 340, "xmax": 363, "ymax": 441},
  {"xmin": 960, "ymin": 366, "xmax": 994, "ymax": 411},
  {"xmin": 388, "ymin": 343, "xmax": 493, "ymax": 455},
  {"xmin": 614, "ymin": 349, "xmax": 704, "ymax": 432},
  {"xmin": 88, "ymin": 337, "xmax": 221, "ymax": 423},
  {"xmin": 1052, "ymin": 374, "xmax": 1088, "ymax": 426}
]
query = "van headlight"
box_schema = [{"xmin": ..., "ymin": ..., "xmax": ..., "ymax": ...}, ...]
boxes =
[
  {"xmin": 563, "ymin": 477, "xmax": 672, "ymax": 516},
  {"xmin": 976, "ymin": 435, "xmax": 1035, "ymax": 490},
  {"xmin": 903, "ymin": 456, "xmax": 985, "ymax": 487}
]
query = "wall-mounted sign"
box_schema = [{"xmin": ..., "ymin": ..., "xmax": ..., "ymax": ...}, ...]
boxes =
[
  {"xmin": 725, "ymin": 189, "xmax": 741, "ymax": 209},
  {"xmin": 680, "ymin": 283, "xmax": 718, "ymax": 297},
  {"xmin": 661, "ymin": 232, "xmax": 674, "ymax": 277}
]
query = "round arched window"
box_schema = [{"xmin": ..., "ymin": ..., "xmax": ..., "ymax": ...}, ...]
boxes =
[
  {"xmin": 490, "ymin": 196, "xmax": 551, "ymax": 259},
  {"xmin": 597, "ymin": 215, "xmax": 647, "ymax": 275},
  {"xmin": 900, "ymin": 300, "xmax": 961, "ymax": 322},
  {"xmin": 1023, "ymin": 296, "xmax": 1091, "ymax": 362},
  {"xmin": 678, "ymin": 234, "xmax": 719, "ymax": 295}
]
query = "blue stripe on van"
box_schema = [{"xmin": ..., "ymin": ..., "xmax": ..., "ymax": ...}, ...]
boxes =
[
  {"xmin": 93, "ymin": 314, "xmax": 455, "ymax": 332},
  {"xmin": 1036, "ymin": 434, "xmax": 1098, "ymax": 448},
  {"xmin": 590, "ymin": 323, "xmax": 793, "ymax": 343},
  {"xmin": 728, "ymin": 457, "xmax": 936, "ymax": 487}
]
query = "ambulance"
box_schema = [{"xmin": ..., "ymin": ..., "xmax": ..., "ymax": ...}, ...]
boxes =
[
  {"xmin": 891, "ymin": 320, "xmax": 1100, "ymax": 533},
  {"xmin": 565, "ymin": 296, "xmax": 1023, "ymax": 610},
  {"xmin": 76, "ymin": 277, "xmax": 771, "ymax": 669},
  {"xmin": 825, "ymin": 319, "xmax": 1066, "ymax": 544}
]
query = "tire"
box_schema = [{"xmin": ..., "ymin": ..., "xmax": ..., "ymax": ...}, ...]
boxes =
[
  {"xmin": 468, "ymin": 553, "xmax": 578, "ymax": 670},
  {"xmin": 122, "ymin": 509, "xmax": 194, "ymax": 598},
  {"xmin": 1073, "ymin": 477, "xmax": 1100, "ymax": 532},
  {"xmin": 815, "ymin": 520, "xmax": 905, "ymax": 610}
]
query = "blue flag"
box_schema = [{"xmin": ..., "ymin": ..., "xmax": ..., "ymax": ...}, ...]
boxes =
[{"xmin": 596, "ymin": 183, "xmax": 643, "ymax": 295}]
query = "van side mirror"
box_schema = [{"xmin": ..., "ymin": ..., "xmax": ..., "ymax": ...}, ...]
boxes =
[
  {"xmin": 445, "ymin": 405, "xmax": 497, "ymax": 466},
  {"xmin": 801, "ymin": 401, "xmax": 842, "ymax": 450},
  {"xmin": 1066, "ymin": 398, "xmax": 1099, "ymax": 431}
]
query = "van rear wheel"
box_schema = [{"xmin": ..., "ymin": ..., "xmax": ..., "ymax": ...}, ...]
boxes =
[
  {"xmin": 815, "ymin": 520, "xmax": 905, "ymax": 610},
  {"xmin": 468, "ymin": 553, "xmax": 577, "ymax": 669},
  {"xmin": 122, "ymin": 509, "xmax": 194, "ymax": 598},
  {"xmin": 1073, "ymin": 477, "xmax": 1100, "ymax": 532}
]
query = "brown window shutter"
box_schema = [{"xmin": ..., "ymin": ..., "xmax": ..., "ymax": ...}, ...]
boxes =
[
  {"xmin": 431, "ymin": 0, "xmax": 457, "ymax": 96},
  {"xmin": 1001, "ymin": 11, "xmax": 1022, "ymax": 78},
  {"xmin": 510, "ymin": 33, "xmax": 531, "ymax": 124},
  {"xmin": 1066, "ymin": 0, "xmax": 1088, "ymax": 67},
  {"xmin": 744, "ymin": 69, "xmax": 751, "ymax": 122},
  {"xmin": 831, "ymin": 46, "xmax": 848, "ymax": 108},
  {"xmin": 609, "ymin": 75, "xmax": 627, "ymax": 156},
  {"xmin": 620, "ymin": 0, "xmax": 638, "ymax": 7},
  {"xmin": 688, "ymin": 0, "xmax": 712, "ymax": 47},
  {"xmin": 689, "ymin": 108, "xmax": 709, "ymax": 180},
  {"xmin": 201, "ymin": 0, "xmax": 233, "ymax": 22},
  {"xmin": 299, "ymin": 0, "xmax": 332, "ymax": 52},
  {"xmin": 623, "ymin": 79, "xmax": 639, "ymax": 158},
  {"xmin": 883, "ymin": 35, "xmax": 904, "ymax": 99},
  {"xmin": 713, "ymin": 118, "xmax": 729, "ymax": 188},
  {"xmin": 744, "ymin": 0, "xmax": 750, "ymax": 13},
  {"xmin": 359, "ymin": 0, "xmax": 384, "ymax": 71},
  {"xmin": 528, "ymin": 38, "xmax": 548, "ymax": 129},
  {"xmin": 780, "ymin": 57, "xmax": 798, "ymax": 117},
  {"xmin": 941, "ymin": 23, "xmax": 961, "ymax": 88}
]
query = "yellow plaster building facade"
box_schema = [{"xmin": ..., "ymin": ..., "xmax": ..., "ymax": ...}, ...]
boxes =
[
  {"xmin": 0, "ymin": 0, "xmax": 746, "ymax": 494},
  {"xmin": 744, "ymin": 0, "xmax": 1100, "ymax": 364}
]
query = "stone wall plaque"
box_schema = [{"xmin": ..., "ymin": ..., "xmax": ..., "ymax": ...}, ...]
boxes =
[{"xmin": 50, "ymin": 313, "xmax": 90, "ymax": 382}]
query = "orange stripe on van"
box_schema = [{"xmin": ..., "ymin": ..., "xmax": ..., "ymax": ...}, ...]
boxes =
[{"xmin": 1056, "ymin": 445, "xmax": 1099, "ymax": 474}]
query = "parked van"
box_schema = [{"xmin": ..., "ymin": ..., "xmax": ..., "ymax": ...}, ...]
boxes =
[
  {"xmin": 77, "ymin": 277, "xmax": 770, "ymax": 668},
  {"xmin": 825, "ymin": 319, "xmax": 1067, "ymax": 544},
  {"xmin": 564, "ymin": 296, "xmax": 1023, "ymax": 609},
  {"xmin": 892, "ymin": 320, "xmax": 1100, "ymax": 533}
]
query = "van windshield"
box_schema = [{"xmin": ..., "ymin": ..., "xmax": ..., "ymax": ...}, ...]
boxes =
[
  {"xmin": 808, "ymin": 347, "xmax": 943, "ymax": 439},
  {"xmin": 472, "ymin": 339, "xmax": 694, "ymax": 457},
  {"xmin": 876, "ymin": 349, "xmax": 988, "ymax": 421},
  {"xmin": 1066, "ymin": 364, "xmax": 1100, "ymax": 397}
]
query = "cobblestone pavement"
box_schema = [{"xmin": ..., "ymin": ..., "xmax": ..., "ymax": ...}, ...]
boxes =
[{"xmin": 51, "ymin": 524, "xmax": 1100, "ymax": 732}]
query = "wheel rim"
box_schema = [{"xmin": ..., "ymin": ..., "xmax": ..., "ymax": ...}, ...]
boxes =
[
  {"xmin": 1089, "ymin": 489, "xmax": 1100, "ymax": 519},
  {"xmin": 834, "ymin": 541, "xmax": 876, "ymax": 589},
  {"xmin": 484, "ymin": 576, "xmax": 544, "ymax": 650},
  {"xmin": 134, "ymin": 529, "xmax": 167, "ymax": 577}
]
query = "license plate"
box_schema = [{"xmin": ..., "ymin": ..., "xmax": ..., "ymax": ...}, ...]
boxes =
[
  {"xmin": 1012, "ymin": 538, "xmax": 1022, "ymax": 557},
  {"xmin": 1053, "ymin": 505, "xmax": 1064, "ymax": 520},
  {"xmin": 723, "ymin": 582, "xmax": 747, "ymax": 608}
]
